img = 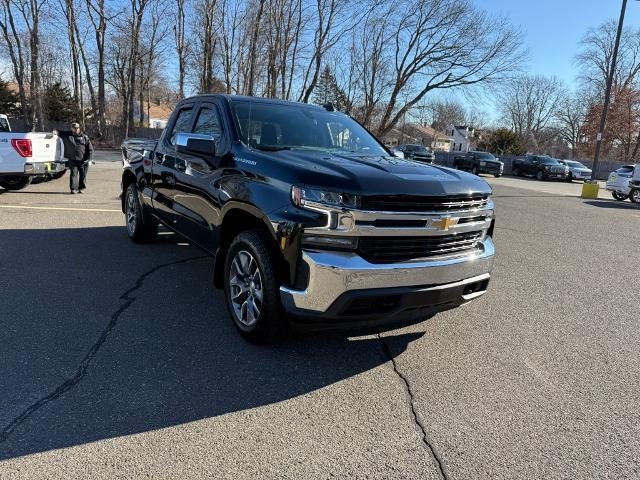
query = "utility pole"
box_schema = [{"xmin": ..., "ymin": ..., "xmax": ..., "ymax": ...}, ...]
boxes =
[{"xmin": 591, "ymin": 0, "xmax": 628, "ymax": 180}]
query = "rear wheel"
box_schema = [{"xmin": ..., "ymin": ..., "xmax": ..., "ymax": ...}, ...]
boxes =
[
  {"xmin": 224, "ymin": 230, "xmax": 287, "ymax": 344},
  {"xmin": 630, "ymin": 188, "xmax": 640, "ymax": 204},
  {"xmin": 124, "ymin": 183, "xmax": 158, "ymax": 243},
  {"xmin": 472, "ymin": 166, "xmax": 479, "ymax": 176},
  {"xmin": 0, "ymin": 176, "xmax": 32, "ymax": 190},
  {"xmin": 612, "ymin": 192, "xmax": 628, "ymax": 201}
]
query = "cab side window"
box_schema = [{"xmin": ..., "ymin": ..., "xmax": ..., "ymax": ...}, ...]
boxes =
[
  {"xmin": 193, "ymin": 107, "xmax": 223, "ymax": 140},
  {"xmin": 169, "ymin": 107, "xmax": 194, "ymax": 145}
]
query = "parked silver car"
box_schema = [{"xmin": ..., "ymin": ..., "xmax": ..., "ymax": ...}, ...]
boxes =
[{"xmin": 558, "ymin": 160, "xmax": 592, "ymax": 182}]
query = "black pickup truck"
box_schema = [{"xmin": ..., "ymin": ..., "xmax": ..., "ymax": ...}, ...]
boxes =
[
  {"xmin": 121, "ymin": 95, "xmax": 496, "ymax": 343},
  {"xmin": 512, "ymin": 155, "xmax": 569, "ymax": 181}
]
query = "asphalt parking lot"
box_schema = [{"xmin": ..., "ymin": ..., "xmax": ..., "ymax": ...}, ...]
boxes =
[{"xmin": 1, "ymin": 156, "xmax": 639, "ymax": 479}]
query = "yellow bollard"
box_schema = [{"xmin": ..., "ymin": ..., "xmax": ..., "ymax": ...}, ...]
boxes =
[{"xmin": 581, "ymin": 181, "xmax": 600, "ymax": 199}]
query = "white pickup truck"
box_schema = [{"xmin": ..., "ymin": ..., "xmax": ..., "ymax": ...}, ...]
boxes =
[{"xmin": 0, "ymin": 114, "xmax": 66, "ymax": 190}]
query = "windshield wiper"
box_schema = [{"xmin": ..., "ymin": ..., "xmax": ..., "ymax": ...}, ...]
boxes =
[{"xmin": 252, "ymin": 145, "xmax": 292, "ymax": 152}]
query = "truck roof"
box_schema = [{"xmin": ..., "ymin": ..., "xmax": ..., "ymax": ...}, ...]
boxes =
[{"xmin": 178, "ymin": 94, "xmax": 326, "ymax": 109}]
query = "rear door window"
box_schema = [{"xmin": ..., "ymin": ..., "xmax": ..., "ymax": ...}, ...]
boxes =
[{"xmin": 193, "ymin": 106, "xmax": 223, "ymax": 140}]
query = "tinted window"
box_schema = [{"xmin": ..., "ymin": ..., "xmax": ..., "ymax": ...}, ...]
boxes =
[
  {"xmin": 229, "ymin": 101, "xmax": 387, "ymax": 155},
  {"xmin": 475, "ymin": 152, "xmax": 495, "ymax": 160},
  {"xmin": 540, "ymin": 157, "xmax": 560, "ymax": 165},
  {"xmin": 405, "ymin": 145, "xmax": 427, "ymax": 153},
  {"xmin": 618, "ymin": 166, "xmax": 634, "ymax": 174},
  {"xmin": 193, "ymin": 107, "xmax": 222, "ymax": 139},
  {"xmin": 0, "ymin": 117, "xmax": 9, "ymax": 132},
  {"xmin": 169, "ymin": 107, "xmax": 193, "ymax": 145}
]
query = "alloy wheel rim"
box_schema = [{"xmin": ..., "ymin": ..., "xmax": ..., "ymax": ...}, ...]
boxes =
[
  {"xmin": 126, "ymin": 191, "xmax": 137, "ymax": 234},
  {"xmin": 229, "ymin": 250, "xmax": 263, "ymax": 327}
]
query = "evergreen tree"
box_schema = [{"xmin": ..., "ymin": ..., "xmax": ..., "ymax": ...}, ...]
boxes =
[
  {"xmin": 44, "ymin": 82, "xmax": 79, "ymax": 122},
  {"xmin": 313, "ymin": 65, "xmax": 352, "ymax": 113},
  {"xmin": 0, "ymin": 78, "xmax": 21, "ymax": 116},
  {"xmin": 477, "ymin": 129, "xmax": 525, "ymax": 155}
]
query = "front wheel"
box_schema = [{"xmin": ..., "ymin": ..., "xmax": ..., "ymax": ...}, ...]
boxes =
[
  {"xmin": 224, "ymin": 230, "xmax": 287, "ymax": 344},
  {"xmin": 513, "ymin": 167, "xmax": 520, "ymax": 177},
  {"xmin": 612, "ymin": 192, "xmax": 628, "ymax": 201},
  {"xmin": 472, "ymin": 166, "xmax": 479, "ymax": 175},
  {"xmin": 124, "ymin": 183, "xmax": 158, "ymax": 243},
  {"xmin": 0, "ymin": 176, "xmax": 32, "ymax": 190},
  {"xmin": 536, "ymin": 171, "xmax": 544, "ymax": 181},
  {"xmin": 494, "ymin": 173, "xmax": 502, "ymax": 178},
  {"xmin": 630, "ymin": 188, "xmax": 640, "ymax": 204},
  {"xmin": 566, "ymin": 173, "xmax": 573, "ymax": 183}
]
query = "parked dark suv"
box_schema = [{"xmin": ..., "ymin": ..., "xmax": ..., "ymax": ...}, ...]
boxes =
[
  {"xmin": 512, "ymin": 155, "xmax": 569, "ymax": 181},
  {"xmin": 453, "ymin": 151, "xmax": 503, "ymax": 177}
]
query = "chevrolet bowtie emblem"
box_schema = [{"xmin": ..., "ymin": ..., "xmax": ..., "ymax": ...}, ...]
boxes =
[{"xmin": 431, "ymin": 216, "xmax": 457, "ymax": 231}]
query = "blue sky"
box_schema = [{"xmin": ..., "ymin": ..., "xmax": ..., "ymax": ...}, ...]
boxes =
[{"xmin": 485, "ymin": 0, "xmax": 640, "ymax": 87}]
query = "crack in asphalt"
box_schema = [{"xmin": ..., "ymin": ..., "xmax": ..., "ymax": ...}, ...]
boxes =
[
  {"xmin": 0, "ymin": 255, "xmax": 206, "ymax": 444},
  {"xmin": 377, "ymin": 333, "xmax": 447, "ymax": 480}
]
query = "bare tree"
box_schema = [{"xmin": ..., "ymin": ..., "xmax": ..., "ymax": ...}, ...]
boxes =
[
  {"xmin": 374, "ymin": 0, "xmax": 524, "ymax": 138},
  {"xmin": 0, "ymin": 0, "xmax": 29, "ymax": 122},
  {"xmin": 497, "ymin": 75, "xmax": 564, "ymax": 151},
  {"xmin": 174, "ymin": 0, "xmax": 187, "ymax": 98},
  {"xmin": 577, "ymin": 20, "xmax": 640, "ymax": 100},
  {"xmin": 85, "ymin": 0, "xmax": 110, "ymax": 134},
  {"xmin": 555, "ymin": 92, "xmax": 586, "ymax": 158}
]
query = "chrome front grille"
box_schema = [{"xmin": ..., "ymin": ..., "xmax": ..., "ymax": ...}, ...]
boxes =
[
  {"xmin": 358, "ymin": 232, "xmax": 483, "ymax": 263},
  {"xmin": 360, "ymin": 194, "xmax": 489, "ymax": 212}
]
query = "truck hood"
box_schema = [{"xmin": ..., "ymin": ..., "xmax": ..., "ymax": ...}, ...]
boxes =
[{"xmin": 247, "ymin": 148, "xmax": 492, "ymax": 197}]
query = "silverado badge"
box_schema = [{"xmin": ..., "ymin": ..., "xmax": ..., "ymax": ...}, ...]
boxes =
[{"xmin": 431, "ymin": 216, "xmax": 457, "ymax": 231}]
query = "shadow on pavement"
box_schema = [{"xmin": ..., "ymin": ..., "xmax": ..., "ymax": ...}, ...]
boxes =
[
  {"xmin": 0, "ymin": 226, "xmax": 425, "ymax": 460},
  {"xmin": 584, "ymin": 200, "xmax": 640, "ymax": 210}
]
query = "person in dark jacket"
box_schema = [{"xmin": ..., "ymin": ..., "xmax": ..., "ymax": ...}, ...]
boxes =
[{"xmin": 63, "ymin": 122, "xmax": 94, "ymax": 194}]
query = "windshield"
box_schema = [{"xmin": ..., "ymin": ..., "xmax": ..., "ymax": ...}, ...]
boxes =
[
  {"xmin": 475, "ymin": 152, "xmax": 496, "ymax": 160},
  {"xmin": 565, "ymin": 161, "xmax": 587, "ymax": 168},
  {"xmin": 229, "ymin": 100, "xmax": 387, "ymax": 155},
  {"xmin": 405, "ymin": 145, "xmax": 428, "ymax": 154},
  {"xmin": 540, "ymin": 157, "xmax": 560, "ymax": 165}
]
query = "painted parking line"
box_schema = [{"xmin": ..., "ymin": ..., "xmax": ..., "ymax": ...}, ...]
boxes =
[{"xmin": 0, "ymin": 205, "xmax": 120, "ymax": 213}]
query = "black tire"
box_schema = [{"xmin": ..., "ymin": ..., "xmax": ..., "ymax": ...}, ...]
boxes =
[
  {"xmin": 453, "ymin": 162, "xmax": 459, "ymax": 170},
  {"xmin": 0, "ymin": 176, "xmax": 32, "ymax": 190},
  {"xmin": 224, "ymin": 230, "xmax": 287, "ymax": 344},
  {"xmin": 472, "ymin": 166, "xmax": 479, "ymax": 176},
  {"xmin": 513, "ymin": 167, "xmax": 520, "ymax": 177},
  {"xmin": 566, "ymin": 173, "xmax": 573, "ymax": 183},
  {"xmin": 612, "ymin": 192, "xmax": 628, "ymax": 201},
  {"xmin": 494, "ymin": 173, "xmax": 502, "ymax": 178},
  {"xmin": 536, "ymin": 170, "xmax": 544, "ymax": 181},
  {"xmin": 630, "ymin": 188, "xmax": 640, "ymax": 204},
  {"xmin": 124, "ymin": 183, "xmax": 158, "ymax": 243},
  {"xmin": 51, "ymin": 170, "xmax": 66, "ymax": 180}
]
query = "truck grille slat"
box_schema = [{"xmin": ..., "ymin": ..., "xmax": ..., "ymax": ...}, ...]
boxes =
[
  {"xmin": 361, "ymin": 194, "xmax": 489, "ymax": 212},
  {"xmin": 359, "ymin": 232, "xmax": 483, "ymax": 263}
]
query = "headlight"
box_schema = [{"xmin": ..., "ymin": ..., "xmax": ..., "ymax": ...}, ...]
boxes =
[
  {"xmin": 543, "ymin": 165, "xmax": 550, "ymax": 171},
  {"xmin": 291, "ymin": 186, "xmax": 359, "ymax": 209}
]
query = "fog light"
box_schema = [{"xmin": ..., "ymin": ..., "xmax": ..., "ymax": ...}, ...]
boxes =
[{"xmin": 301, "ymin": 235, "xmax": 357, "ymax": 250}]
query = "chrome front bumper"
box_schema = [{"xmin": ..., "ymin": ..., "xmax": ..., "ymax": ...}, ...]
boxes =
[{"xmin": 280, "ymin": 236, "xmax": 495, "ymax": 314}]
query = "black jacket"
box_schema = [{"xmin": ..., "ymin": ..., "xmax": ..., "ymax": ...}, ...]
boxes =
[{"xmin": 61, "ymin": 131, "xmax": 94, "ymax": 163}]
